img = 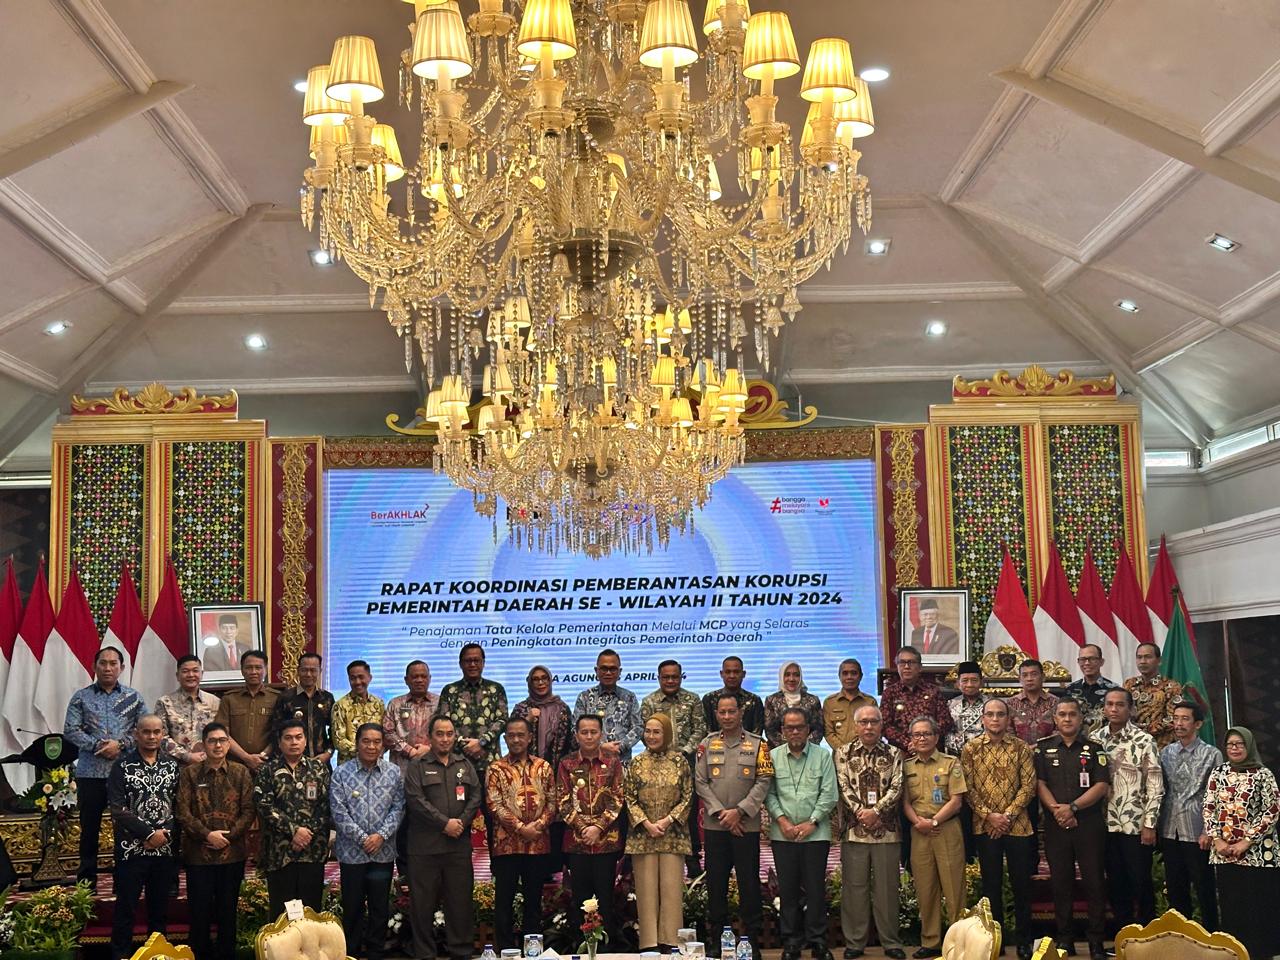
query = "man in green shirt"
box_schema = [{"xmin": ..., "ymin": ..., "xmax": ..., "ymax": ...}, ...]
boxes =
[{"xmin": 767, "ymin": 707, "xmax": 838, "ymax": 960}]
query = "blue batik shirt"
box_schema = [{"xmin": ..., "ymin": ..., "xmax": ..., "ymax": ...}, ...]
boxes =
[
  {"xmin": 64, "ymin": 682, "xmax": 148, "ymax": 779},
  {"xmin": 574, "ymin": 685, "xmax": 642, "ymax": 761},
  {"xmin": 331, "ymin": 756, "xmax": 405, "ymax": 864}
]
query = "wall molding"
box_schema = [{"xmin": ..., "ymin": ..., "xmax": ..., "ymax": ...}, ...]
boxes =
[
  {"xmin": 83, "ymin": 374, "xmax": 418, "ymax": 396},
  {"xmin": 787, "ymin": 360, "xmax": 1106, "ymax": 385}
]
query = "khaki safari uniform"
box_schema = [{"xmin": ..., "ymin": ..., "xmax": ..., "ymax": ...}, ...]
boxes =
[{"xmin": 904, "ymin": 750, "xmax": 968, "ymax": 949}]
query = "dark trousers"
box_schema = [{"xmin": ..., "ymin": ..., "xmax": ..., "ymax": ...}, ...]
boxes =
[
  {"xmin": 1105, "ymin": 832, "xmax": 1155, "ymax": 930},
  {"xmin": 705, "ymin": 830, "xmax": 762, "ymax": 942},
  {"xmin": 1161, "ymin": 838, "xmax": 1218, "ymax": 930},
  {"xmin": 772, "ymin": 840, "xmax": 830, "ymax": 949},
  {"xmin": 492, "ymin": 854, "xmax": 546, "ymax": 950},
  {"xmin": 187, "ymin": 860, "xmax": 246, "ymax": 960},
  {"xmin": 1044, "ymin": 819, "xmax": 1106, "ymax": 945},
  {"xmin": 567, "ymin": 852, "xmax": 620, "ymax": 943},
  {"xmin": 76, "ymin": 776, "xmax": 108, "ymax": 882},
  {"xmin": 111, "ymin": 855, "xmax": 178, "ymax": 960},
  {"xmin": 684, "ymin": 754, "xmax": 701, "ymax": 863},
  {"xmin": 975, "ymin": 834, "xmax": 1035, "ymax": 946},
  {"xmin": 407, "ymin": 850, "xmax": 474, "ymax": 960},
  {"xmin": 959, "ymin": 798, "xmax": 977, "ymax": 861},
  {"xmin": 266, "ymin": 861, "xmax": 326, "ymax": 921},
  {"xmin": 341, "ymin": 862, "xmax": 394, "ymax": 960}
]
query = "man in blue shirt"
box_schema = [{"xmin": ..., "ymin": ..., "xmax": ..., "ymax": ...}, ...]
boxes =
[
  {"xmin": 64, "ymin": 646, "xmax": 147, "ymax": 887},
  {"xmin": 1158, "ymin": 702, "xmax": 1222, "ymax": 930},
  {"xmin": 332, "ymin": 723, "xmax": 405, "ymax": 960},
  {"xmin": 573, "ymin": 649, "xmax": 643, "ymax": 763}
]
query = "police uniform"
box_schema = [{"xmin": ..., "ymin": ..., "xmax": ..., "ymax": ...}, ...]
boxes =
[
  {"xmin": 694, "ymin": 729, "xmax": 775, "ymax": 951},
  {"xmin": 404, "ymin": 752, "xmax": 481, "ymax": 960},
  {"xmin": 1035, "ymin": 734, "xmax": 1112, "ymax": 951},
  {"xmin": 903, "ymin": 751, "xmax": 968, "ymax": 950}
]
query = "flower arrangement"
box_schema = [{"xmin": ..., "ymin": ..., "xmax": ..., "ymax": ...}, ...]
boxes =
[
  {"xmin": 22, "ymin": 766, "xmax": 77, "ymax": 850},
  {"xmin": 0, "ymin": 881, "xmax": 94, "ymax": 956},
  {"xmin": 578, "ymin": 898, "xmax": 608, "ymax": 960},
  {"xmin": 236, "ymin": 877, "xmax": 273, "ymax": 953}
]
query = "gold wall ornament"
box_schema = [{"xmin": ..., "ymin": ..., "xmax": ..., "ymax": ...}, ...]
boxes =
[
  {"xmin": 737, "ymin": 380, "xmax": 819, "ymax": 429},
  {"xmin": 0, "ymin": 811, "xmax": 113, "ymax": 876},
  {"xmin": 952, "ymin": 365, "xmax": 1118, "ymax": 402},
  {"xmin": 887, "ymin": 427, "xmax": 922, "ymax": 588},
  {"xmin": 745, "ymin": 426, "xmax": 873, "ymax": 461},
  {"xmin": 967, "ymin": 644, "xmax": 1070, "ymax": 682},
  {"xmin": 275, "ymin": 441, "xmax": 314, "ymax": 686},
  {"xmin": 324, "ymin": 437, "xmax": 435, "ymax": 469},
  {"xmin": 70, "ymin": 383, "xmax": 239, "ymax": 417}
]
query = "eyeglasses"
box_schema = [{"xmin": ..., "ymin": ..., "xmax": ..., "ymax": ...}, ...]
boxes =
[
  {"xmin": 854, "ymin": 719, "xmax": 880, "ymax": 726},
  {"xmin": 909, "ymin": 731, "xmax": 936, "ymax": 739},
  {"xmin": 1077, "ymin": 656, "xmax": 1101, "ymax": 663},
  {"xmin": 205, "ymin": 737, "xmax": 230, "ymax": 746}
]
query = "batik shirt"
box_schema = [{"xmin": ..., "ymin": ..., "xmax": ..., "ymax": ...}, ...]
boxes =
[
  {"xmin": 332, "ymin": 692, "xmax": 387, "ymax": 764},
  {"xmin": 624, "ymin": 750, "xmax": 693, "ymax": 855},
  {"xmin": 486, "ymin": 755, "xmax": 556, "ymax": 856},
  {"xmin": 270, "ymin": 687, "xmax": 336, "ymax": 757},
  {"xmin": 382, "ymin": 692, "xmax": 439, "ymax": 772},
  {"xmin": 880, "ymin": 679, "xmax": 953, "ymax": 751},
  {"xmin": 1124, "ymin": 675, "xmax": 1183, "ymax": 749},
  {"xmin": 176, "ymin": 759, "xmax": 255, "ymax": 864},
  {"xmin": 702, "ymin": 687, "xmax": 766, "ymax": 736},
  {"xmin": 107, "ymin": 751, "xmax": 180, "ymax": 861},
  {"xmin": 331, "ymin": 756, "xmax": 404, "ymax": 864},
  {"xmin": 961, "ymin": 733, "xmax": 1037, "ymax": 837},
  {"xmin": 1095, "ymin": 722, "xmax": 1164, "ymax": 834},
  {"xmin": 64, "ymin": 682, "xmax": 147, "ymax": 779},
  {"xmin": 1159, "ymin": 738, "xmax": 1222, "ymax": 842},
  {"xmin": 436, "ymin": 677, "xmax": 508, "ymax": 771},
  {"xmin": 574, "ymin": 685, "xmax": 642, "ymax": 761},
  {"xmin": 946, "ymin": 696, "xmax": 987, "ymax": 756},
  {"xmin": 642, "ymin": 688, "xmax": 708, "ymax": 756},
  {"xmin": 763, "ymin": 692, "xmax": 824, "ymax": 748},
  {"xmin": 1204, "ymin": 764, "xmax": 1280, "ymax": 867},
  {"xmin": 557, "ymin": 751, "xmax": 625, "ymax": 854},
  {"xmin": 834, "ymin": 738, "xmax": 903, "ymax": 843},
  {"xmin": 1065, "ymin": 676, "xmax": 1120, "ymax": 734},
  {"xmin": 253, "ymin": 755, "xmax": 332, "ymax": 873},
  {"xmin": 154, "ymin": 688, "xmax": 221, "ymax": 764},
  {"xmin": 1007, "ymin": 691, "xmax": 1059, "ymax": 745}
]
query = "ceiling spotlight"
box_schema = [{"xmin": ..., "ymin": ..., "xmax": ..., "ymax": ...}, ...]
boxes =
[
  {"xmin": 865, "ymin": 238, "xmax": 891, "ymax": 256},
  {"xmin": 860, "ymin": 67, "xmax": 890, "ymax": 82},
  {"xmin": 293, "ymin": 79, "xmax": 309, "ymax": 93},
  {"xmin": 244, "ymin": 333, "xmax": 268, "ymax": 351},
  {"xmin": 924, "ymin": 319, "xmax": 947, "ymax": 337},
  {"xmin": 1205, "ymin": 232, "xmax": 1239, "ymax": 253},
  {"xmin": 309, "ymin": 249, "xmax": 332, "ymax": 266},
  {"xmin": 1115, "ymin": 299, "xmax": 1140, "ymax": 314},
  {"xmin": 43, "ymin": 320, "xmax": 72, "ymax": 336}
]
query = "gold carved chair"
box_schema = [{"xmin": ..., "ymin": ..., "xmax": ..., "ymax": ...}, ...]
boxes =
[
  {"xmin": 254, "ymin": 906, "xmax": 351, "ymax": 960},
  {"xmin": 1031, "ymin": 938, "xmax": 1068, "ymax": 960},
  {"xmin": 129, "ymin": 931, "xmax": 195, "ymax": 960},
  {"xmin": 942, "ymin": 897, "xmax": 1003, "ymax": 960},
  {"xmin": 1115, "ymin": 910, "xmax": 1249, "ymax": 960}
]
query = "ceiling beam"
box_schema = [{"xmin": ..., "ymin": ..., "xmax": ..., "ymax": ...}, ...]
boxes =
[
  {"xmin": 0, "ymin": 81, "xmax": 191, "ymax": 181},
  {"xmin": 0, "ymin": 202, "xmax": 272, "ymax": 465},
  {"xmin": 994, "ymin": 69, "xmax": 1280, "ymax": 206},
  {"xmin": 928, "ymin": 198, "xmax": 1211, "ymax": 446}
]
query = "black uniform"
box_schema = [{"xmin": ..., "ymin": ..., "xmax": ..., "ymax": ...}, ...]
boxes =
[{"xmin": 1035, "ymin": 734, "xmax": 1111, "ymax": 949}]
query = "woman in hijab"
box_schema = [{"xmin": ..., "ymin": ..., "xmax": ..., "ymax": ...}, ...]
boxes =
[
  {"xmin": 624, "ymin": 713, "xmax": 693, "ymax": 952},
  {"xmin": 511, "ymin": 665, "xmax": 573, "ymax": 874},
  {"xmin": 1203, "ymin": 726, "xmax": 1280, "ymax": 960},
  {"xmin": 764, "ymin": 662, "xmax": 824, "ymax": 748}
]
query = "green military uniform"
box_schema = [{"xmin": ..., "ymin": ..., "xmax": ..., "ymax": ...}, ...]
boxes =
[
  {"xmin": 252, "ymin": 754, "xmax": 331, "ymax": 918},
  {"xmin": 903, "ymin": 751, "xmax": 967, "ymax": 949}
]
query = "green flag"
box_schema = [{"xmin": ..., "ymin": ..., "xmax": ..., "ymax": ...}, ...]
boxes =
[{"xmin": 1162, "ymin": 590, "xmax": 1216, "ymax": 744}]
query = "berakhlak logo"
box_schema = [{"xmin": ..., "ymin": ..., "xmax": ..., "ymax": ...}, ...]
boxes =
[
  {"xmin": 770, "ymin": 497, "xmax": 782, "ymax": 514},
  {"xmin": 818, "ymin": 498, "xmax": 830, "ymax": 508},
  {"xmin": 369, "ymin": 501, "xmax": 431, "ymax": 527}
]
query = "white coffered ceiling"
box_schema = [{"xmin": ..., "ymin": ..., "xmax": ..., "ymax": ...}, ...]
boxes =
[{"xmin": 0, "ymin": 0, "xmax": 1278, "ymax": 467}]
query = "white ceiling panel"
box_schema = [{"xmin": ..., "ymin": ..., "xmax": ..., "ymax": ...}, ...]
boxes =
[
  {"xmin": 1063, "ymin": 270, "xmax": 1211, "ymax": 355},
  {"xmin": 1233, "ymin": 111, "xmax": 1280, "ymax": 180},
  {"xmin": 0, "ymin": 289, "xmax": 121, "ymax": 376},
  {"xmin": 1153, "ymin": 330, "xmax": 1280, "ymax": 433},
  {"xmin": 0, "ymin": 215, "xmax": 91, "ymax": 325}
]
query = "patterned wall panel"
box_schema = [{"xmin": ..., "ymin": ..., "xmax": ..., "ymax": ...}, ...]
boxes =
[
  {"xmin": 268, "ymin": 439, "xmax": 321, "ymax": 686},
  {"xmin": 935, "ymin": 423, "xmax": 1039, "ymax": 642},
  {"xmin": 877, "ymin": 427, "xmax": 932, "ymax": 655},
  {"xmin": 0, "ymin": 489, "xmax": 52, "ymax": 600},
  {"xmin": 1045, "ymin": 422, "xmax": 1141, "ymax": 589}
]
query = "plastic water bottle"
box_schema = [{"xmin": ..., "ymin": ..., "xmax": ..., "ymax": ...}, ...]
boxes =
[
  {"xmin": 482, "ymin": 945, "xmax": 497, "ymax": 960},
  {"xmin": 721, "ymin": 927, "xmax": 736, "ymax": 960},
  {"xmin": 736, "ymin": 937, "xmax": 752, "ymax": 960}
]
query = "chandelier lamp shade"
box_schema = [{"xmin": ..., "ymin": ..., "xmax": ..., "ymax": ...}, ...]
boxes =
[{"xmin": 299, "ymin": 0, "xmax": 876, "ymax": 556}]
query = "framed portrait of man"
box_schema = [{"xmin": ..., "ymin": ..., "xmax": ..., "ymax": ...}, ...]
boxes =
[
  {"xmin": 189, "ymin": 602, "xmax": 264, "ymax": 686},
  {"xmin": 899, "ymin": 588, "xmax": 970, "ymax": 665}
]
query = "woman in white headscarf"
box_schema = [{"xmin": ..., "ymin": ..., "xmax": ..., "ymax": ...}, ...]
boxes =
[{"xmin": 763, "ymin": 661, "xmax": 824, "ymax": 747}]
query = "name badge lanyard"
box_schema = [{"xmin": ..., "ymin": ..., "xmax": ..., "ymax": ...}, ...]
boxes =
[
  {"xmin": 786, "ymin": 750, "xmax": 810, "ymax": 819},
  {"xmin": 1079, "ymin": 753, "xmax": 1090, "ymax": 789}
]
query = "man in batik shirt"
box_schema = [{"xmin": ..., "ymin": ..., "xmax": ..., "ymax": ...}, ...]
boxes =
[
  {"xmin": 1008, "ymin": 660, "xmax": 1059, "ymax": 745},
  {"xmin": 436, "ymin": 643, "xmax": 507, "ymax": 847},
  {"xmin": 269, "ymin": 652, "xmax": 335, "ymax": 761},
  {"xmin": 702, "ymin": 655, "xmax": 766, "ymax": 735},
  {"xmin": 574, "ymin": 648, "xmax": 643, "ymax": 762},
  {"xmin": 1124, "ymin": 643, "xmax": 1183, "ymax": 750},
  {"xmin": 642, "ymin": 658, "xmax": 708, "ymax": 875},
  {"xmin": 332, "ymin": 659, "xmax": 387, "ymax": 764},
  {"xmin": 1065, "ymin": 644, "xmax": 1119, "ymax": 735},
  {"xmin": 155, "ymin": 655, "xmax": 220, "ymax": 765},
  {"xmin": 383, "ymin": 660, "xmax": 439, "ymax": 773},
  {"xmin": 880, "ymin": 646, "xmax": 952, "ymax": 753}
]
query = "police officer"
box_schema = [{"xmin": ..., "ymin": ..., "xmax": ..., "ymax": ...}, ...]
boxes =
[
  {"xmin": 1035, "ymin": 697, "xmax": 1111, "ymax": 960},
  {"xmin": 404, "ymin": 715, "xmax": 481, "ymax": 960},
  {"xmin": 902, "ymin": 717, "xmax": 967, "ymax": 959},
  {"xmin": 695, "ymin": 694, "xmax": 775, "ymax": 959}
]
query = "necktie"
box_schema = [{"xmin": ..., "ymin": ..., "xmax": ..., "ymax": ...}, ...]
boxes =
[
  {"xmin": 228, "ymin": 644, "xmax": 238, "ymax": 668},
  {"xmin": 924, "ymin": 628, "xmax": 933, "ymax": 652}
]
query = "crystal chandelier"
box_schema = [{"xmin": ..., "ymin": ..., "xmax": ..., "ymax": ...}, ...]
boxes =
[{"xmin": 300, "ymin": 0, "xmax": 875, "ymax": 556}]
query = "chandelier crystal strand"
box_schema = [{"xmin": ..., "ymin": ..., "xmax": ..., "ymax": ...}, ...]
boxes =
[{"xmin": 300, "ymin": 0, "xmax": 873, "ymax": 557}]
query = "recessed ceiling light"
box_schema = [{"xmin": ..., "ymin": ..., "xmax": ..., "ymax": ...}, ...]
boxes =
[
  {"xmin": 1115, "ymin": 299, "xmax": 1140, "ymax": 314},
  {"xmin": 43, "ymin": 320, "xmax": 72, "ymax": 336},
  {"xmin": 865, "ymin": 238, "xmax": 891, "ymax": 256},
  {"xmin": 1205, "ymin": 232, "xmax": 1240, "ymax": 253},
  {"xmin": 860, "ymin": 67, "xmax": 890, "ymax": 82},
  {"xmin": 244, "ymin": 333, "xmax": 268, "ymax": 351},
  {"xmin": 310, "ymin": 249, "xmax": 332, "ymax": 266},
  {"xmin": 293, "ymin": 79, "xmax": 309, "ymax": 93},
  {"xmin": 924, "ymin": 319, "xmax": 947, "ymax": 337}
]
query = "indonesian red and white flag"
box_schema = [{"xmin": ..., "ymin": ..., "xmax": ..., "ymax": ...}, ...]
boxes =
[
  {"xmin": 104, "ymin": 564, "xmax": 145, "ymax": 683},
  {"xmin": 133, "ymin": 559, "xmax": 187, "ymax": 708},
  {"xmin": 1033, "ymin": 541, "xmax": 1086, "ymax": 677},
  {"xmin": 1076, "ymin": 545, "xmax": 1121, "ymax": 675},
  {"xmin": 33, "ymin": 570, "xmax": 98, "ymax": 734},
  {"xmin": 983, "ymin": 545, "xmax": 1037, "ymax": 657},
  {"xmin": 6, "ymin": 561, "xmax": 54, "ymax": 742},
  {"xmin": 1146, "ymin": 535, "xmax": 1195, "ymax": 651},
  {"xmin": 0, "ymin": 558, "xmax": 23, "ymax": 758},
  {"xmin": 1109, "ymin": 543, "xmax": 1153, "ymax": 681}
]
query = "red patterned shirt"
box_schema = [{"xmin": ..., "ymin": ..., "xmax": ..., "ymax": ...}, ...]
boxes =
[
  {"xmin": 486, "ymin": 755, "xmax": 555, "ymax": 856},
  {"xmin": 556, "ymin": 751, "xmax": 624, "ymax": 854},
  {"xmin": 1008, "ymin": 691, "xmax": 1060, "ymax": 745},
  {"xmin": 880, "ymin": 679, "xmax": 953, "ymax": 751}
]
